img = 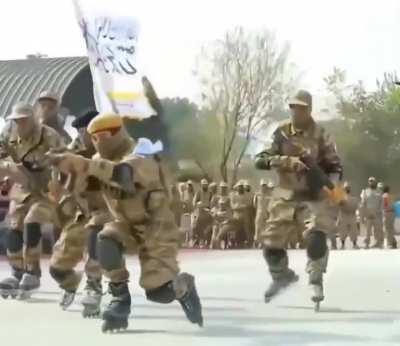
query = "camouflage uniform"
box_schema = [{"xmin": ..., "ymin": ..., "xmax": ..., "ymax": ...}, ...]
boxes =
[
  {"xmin": 231, "ymin": 181, "xmax": 253, "ymax": 246},
  {"xmin": 244, "ymin": 180, "xmax": 256, "ymax": 243},
  {"xmin": 255, "ymin": 90, "xmax": 342, "ymax": 304},
  {"xmin": 208, "ymin": 182, "xmax": 218, "ymax": 209},
  {"xmin": 193, "ymin": 179, "xmax": 212, "ymax": 209},
  {"xmin": 0, "ymin": 103, "xmax": 63, "ymax": 287},
  {"xmin": 360, "ymin": 179, "xmax": 383, "ymax": 248},
  {"xmin": 210, "ymin": 181, "xmax": 231, "ymax": 210},
  {"xmin": 337, "ymin": 187, "xmax": 359, "ymax": 249},
  {"xmin": 210, "ymin": 198, "xmax": 236, "ymax": 248},
  {"xmin": 169, "ymin": 184, "xmax": 183, "ymax": 227},
  {"xmin": 49, "ymin": 135, "xmax": 109, "ymax": 295},
  {"xmin": 181, "ymin": 181, "xmax": 195, "ymax": 214},
  {"xmin": 47, "ymin": 114, "xmax": 203, "ymax": 329},
  {"xmin": 36, "ymin": 91, "xmax": 72, "ymax": 144},
  {"xmin": 253, "ymin": 181, "xmax": 273, "ymax": 244}
]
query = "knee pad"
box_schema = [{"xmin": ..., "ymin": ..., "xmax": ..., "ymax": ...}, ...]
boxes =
[
  {"xmin": 97, "ymin": 236, "xmax": 123, "ymax": 271},
  {"xmin": 146, "ymin": 281, "xmax": 176, "ymax": 304},
  {"xmin": 23, "ymin": 223, "xmax": 42, "ymax": 248},
  {"xmin": 263, "ymin": 248, "xmax": 287, "ymax": 266},
  {"xmin": 306, "ymin": 230, "xmax": 327, "ymax": 260},
  {"xmin": 87, "ymin": 226, "xmax": 102, "ymax": 260},
  {"xmin": 6, "ymin": 229, "xmax": 23, "ymax": 253},
  {"xmin": 49, "ymin": 266, "xmax": 73, "ymax": 283}
]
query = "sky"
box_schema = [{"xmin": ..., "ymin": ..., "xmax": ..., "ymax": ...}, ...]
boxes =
[{"xmin": 0, "ymin": 0, "xmax": 399, "ymax": 103}]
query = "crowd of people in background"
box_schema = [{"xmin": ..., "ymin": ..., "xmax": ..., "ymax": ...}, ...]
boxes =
[{"xmin": 170, "ymin": 176, "xmax": 399, "ymax": 250}]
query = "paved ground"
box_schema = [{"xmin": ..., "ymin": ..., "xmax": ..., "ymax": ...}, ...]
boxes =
[{"xmin": 0, "ymin": 247, "xmax": 400, "ymax": 346}]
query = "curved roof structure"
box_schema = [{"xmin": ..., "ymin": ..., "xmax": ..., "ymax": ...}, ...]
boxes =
[{"xmin": 0, "ymin": 56, "xmax": 92, "ymax": 117}]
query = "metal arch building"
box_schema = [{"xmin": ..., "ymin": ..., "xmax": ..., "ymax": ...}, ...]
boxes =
[
  {"xmin": 0, "ymin": 56, "xmax": 95, "ymax": 117},
  {"xmin": 0, "ymin": 55, "xmax": 171, "ymax": 158}
]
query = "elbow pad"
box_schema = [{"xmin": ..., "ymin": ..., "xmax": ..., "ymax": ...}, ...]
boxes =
[{"xmin": 111, "ymin": 163, "xmax": 135, "ymax": 193}]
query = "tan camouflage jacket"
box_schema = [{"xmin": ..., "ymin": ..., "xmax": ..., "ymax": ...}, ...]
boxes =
[
  {"xmin": 0, "ymin": 122, "xmax": 64, "ymax": 202},
  {"xmin": 257, "ymin": 119, "xmax": 341, "ymax": 194}
]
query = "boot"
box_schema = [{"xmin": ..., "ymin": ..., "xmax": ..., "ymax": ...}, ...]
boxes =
[
  {"xmin": 264, "ymin": 269, "xmax": 298, "ymax": 302},
  {"xmin": 19, "ymin": 272, "xmax": 40, "ymax": 299},
  {"xmin": 352, "ymin": 241, "xmax": 359, "ymax": 250},
  {"xmin": 309, "ymin": 275, "xmax": 324, "ymax": 303},
  {"xmin": 60, "ymin": 290, "xmax": 76, "ymax": 310},
  {"xmin": 176, "ymin": 273, "xmax": 203, "ymax": 327},
  {"xmin": 340, "ymin": 239, "xmax": 345, "ymax": 250},
  {"xmin": 82, "ymin": 278, "xmax": 103, "ymax": 318},
  {"xmin": 101, "ymin": 281, "xmax": 131, "ymax": 332},
  {"xmin": 306, "ymin": 252, "xmax": 328, "ymax": 311}
]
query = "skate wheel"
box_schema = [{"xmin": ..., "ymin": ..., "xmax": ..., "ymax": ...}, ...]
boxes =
[
  {"xmin": 83, "ymin": 311, "xmax": 100, "ymax": 319},
  {"xmin": 101, "ymin": 319, "xmax": 128, "ymax": 333},
  {"xmin": 314, "ymin": 302, "xmax": 320, "ymax": 312}
]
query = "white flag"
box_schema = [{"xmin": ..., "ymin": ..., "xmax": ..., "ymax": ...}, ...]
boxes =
[{"xmin": 72, "ymin": 0, "xmax": 156, "ymax": 119}]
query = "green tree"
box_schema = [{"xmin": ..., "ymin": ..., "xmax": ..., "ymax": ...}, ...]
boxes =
[
  {"xmin": 162, "ymin": 97, "xmax": 222, "ymax": 180},
  {"xmin": 324, "ymin": 68, "xmax": 400, "ymax": 192}
]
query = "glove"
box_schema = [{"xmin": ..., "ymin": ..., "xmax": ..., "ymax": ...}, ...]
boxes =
[
  {"xmin": 323, "ymin": 186, "xmax": 347, "ymax": 204},
  {"xmin": 45, "ymin": 152, "xmax": 89, "ymax": 175},
  {"xmin": 280, "ymin": 156, "xmax": 308, "ymax": 173}
]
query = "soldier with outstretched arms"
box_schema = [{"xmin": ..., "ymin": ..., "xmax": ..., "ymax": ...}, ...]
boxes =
[{"xmin": 45, "ymin": 113, "xmax": 203, "ymax": 332}]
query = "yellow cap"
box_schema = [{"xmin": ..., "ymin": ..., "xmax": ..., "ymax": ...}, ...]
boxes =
[{"xmin": 87, "ymin": 113, "xmax": 123, "ymax": 135}]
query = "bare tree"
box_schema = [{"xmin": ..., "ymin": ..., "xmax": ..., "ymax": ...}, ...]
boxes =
[{"xmin": 197, "ymin": 27, "xmax": 298, "ymax": 184}]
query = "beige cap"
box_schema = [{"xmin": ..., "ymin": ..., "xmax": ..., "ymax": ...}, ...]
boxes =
[
  {"xmin": 368, "ymin": 176, "xmax": 376, "ymax": 182},
  {"xmin": 220, "ymin": 181, "xmax": 228, "ymax": 187},
  {"xmin": 187, "ymin": 180, "xmax": 193, "ymax": 185},
  {"xmin": 267, "ymin": 181, "xmax": 275, "ymax": 188},
  {"xmin": 243, "ymin": 180, "xmax": 250, "ymax": 186},
  {"xmin": 201, "ymin": 178, "xmax": 208, "ymax": 185},
  {"xmin": 289, "ymin": 90, "xmax": 312, "ymax": 108},
  {"xmin": 7, "ymin": 102, "xmax": 34, "ymax": 120},
  {"xmin": 209, "ymin": 182, "xmax": 217, "ymax": 188},
  {"xmin": 38, "ymin": 90, "xmax": 59, "ymax": 103},
  {"xmin": 260, "ymin": 179, "xmax": 267, "ymax": 186}
]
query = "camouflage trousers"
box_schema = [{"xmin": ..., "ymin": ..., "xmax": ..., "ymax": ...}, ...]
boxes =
[
  {"xmin": 50, "ymin": 217, "xmax": 103, "ymax": 291},
  {"xmin": 233, "ymin": 210, "xmax": 253, "ymax": 245},
  {"xmin": 50, "ymin": 196, "xmax": 109, "ymax": 291},
  {"xmin": 211, "ymin": 219, "xmax": 241, "ymax": 248},
  {"xmin": 337, "ymin": 215, "xmax": 358, "ymax": 243},
  {"xmin": 261, "ymin": 197, "xmax": 337, "ymax": 248},
  {"xmin": 7, "ymin": 195, "xmax": 57, "ymax": 275},
  {"xmin": 261, "ymin": 197, "xmax": 337, "ymax": 278},
  {"xmin": 100, "ymin": 206, "xmax": 180, "ymax": 291},
  {"xmin": 254, "ymin": 211, "xmax": 268, "ymax": 243}
]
